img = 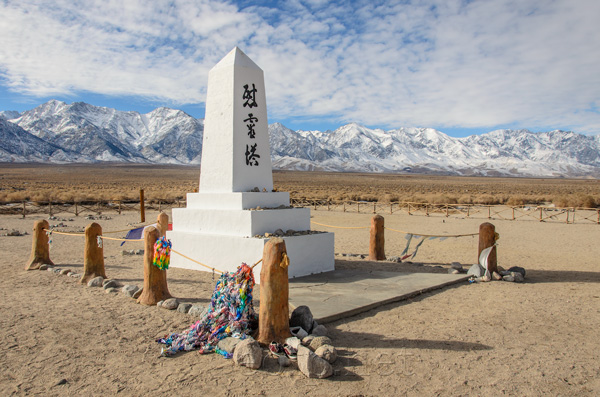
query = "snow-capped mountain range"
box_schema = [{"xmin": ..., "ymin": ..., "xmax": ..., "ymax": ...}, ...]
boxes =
[{"xmin": 1, "ymin": 100, "xmax": 599, "ymax": 177}]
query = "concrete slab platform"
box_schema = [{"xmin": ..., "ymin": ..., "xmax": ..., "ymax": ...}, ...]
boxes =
[{"xmin": 285, "ymin": 270, "xmax": 470, "ymax": 323}]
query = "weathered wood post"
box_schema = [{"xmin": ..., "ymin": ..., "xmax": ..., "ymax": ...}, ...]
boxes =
[
  {"xmin": 157, "ymin": 211, "xmax": 169, "ymax": 237},
  {"xmin": 478, "ymin": 222, "xmax": 498, "ymax": 274},
  {"xmin": 137, "ymin": 226, "xmax": 172, "ymax": 305},
  {"xmin": 25, "ymin": 220, "xmax": 54, "ymax": 270},
  {"xmin": 80, "ymin": 222, "xmax": 107, "ymax": 284},
  {"xmin": 368, "ymin": 215, "xmax": 386, "ymax": 261},
  {"xmin": 139, "ymin": 188, "xmax": 146, "ymax": 223},
  {"xmin": 257, "ymin": 238, "xmax": 292, "ymax": 345}
]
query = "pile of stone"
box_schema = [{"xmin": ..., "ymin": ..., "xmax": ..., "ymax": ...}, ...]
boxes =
[
  {"xmin": 253, "ymin": 229, "xmax": 325, "ymax": 238},
  {"xmin": 37, "ymin": 264, "xmax": 206, "ymax": 313},
  {"xmin": 288, "ymin": 305, "xmax": 336, "ymax": 378},
  {"xmin": 39, "ymin": 264, "xmax": 80, "ymax": 279},
  {"xmin": 467, "ymin": 264, "xmax": 526, "ymax": 283},
  {"xmin": 216, "ymin": 305, "xmax": 336, "ymax": 378},
  {"xmin": 248, "ymin": 204, "xmax": 292, "ymax": 211}
]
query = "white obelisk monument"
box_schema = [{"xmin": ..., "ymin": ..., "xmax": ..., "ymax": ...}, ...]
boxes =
[{"xmin": 167, "ymin": 47, "xmax": 334, "ymax": 283}]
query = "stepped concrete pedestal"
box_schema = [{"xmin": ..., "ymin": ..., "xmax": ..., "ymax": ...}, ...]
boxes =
[
  {"xmin": 168, "ymin": 191, "xmax": 335, "ymax": 283},
  {"xmin": 167, "ymin": 47, "xmax": 334, "ymax": 283}
]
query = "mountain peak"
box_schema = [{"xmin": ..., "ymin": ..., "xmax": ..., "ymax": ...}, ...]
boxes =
[{"xmin": 2, "ymin": 100, "xmax": 599, "ymax": 177}]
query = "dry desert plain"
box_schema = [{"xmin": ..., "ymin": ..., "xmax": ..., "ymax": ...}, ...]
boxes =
[{"xmin": 0, "ymin": 164, "xmax": 599, "ymax": 396}]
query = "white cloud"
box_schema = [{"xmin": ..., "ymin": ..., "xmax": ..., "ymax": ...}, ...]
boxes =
[{"xmin": 0, "ymin": 0, "xmax": 599, "ymax": 134}]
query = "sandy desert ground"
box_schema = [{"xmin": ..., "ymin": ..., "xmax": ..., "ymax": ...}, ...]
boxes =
[{"xmin": 1, "ymin": 205, "xmax": 599, "ymax": 396}]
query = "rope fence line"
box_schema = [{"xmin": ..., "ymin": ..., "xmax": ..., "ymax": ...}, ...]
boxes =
[
  {"xmin": 384, "ymin": 227, "xmax": 478, "ymax": 238},
  {"xmin": 100, "ymin": 236, "xmax": 144, "ymax": 242},
  {"xmin": 43, "ymin": 229, "xmax": 84, "ymax": 237},
  {"xmin": 170, "ymin": 248, "xmax": 224, "ymax": 274},
  {"xmin": 102, "ymin": 224, "xmax": 151, "ymax": 234},
  {"xmin": 310, "ymin": 221, "xmax": 369, "ymax": 230},
  {"xmin": 310, "ymin": 221, "xmax": 478, "ymax": 239},
  {"xmin": 42, "ymin": 228, "xmax": 144, "ymax": 242},
  {"xmin": 41, "ymin": 225, "xmax": 263, "ymax": 276}
]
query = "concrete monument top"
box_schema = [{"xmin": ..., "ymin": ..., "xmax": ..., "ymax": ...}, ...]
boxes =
[{"xmin": 199, "ymin": 47, "xmax": 273, "ymax": 193}]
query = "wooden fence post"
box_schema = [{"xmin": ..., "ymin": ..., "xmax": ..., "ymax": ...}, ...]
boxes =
[
  {"xmin": 157, "ymin": 212, "xmax": 169, "ymax": 237},
  {"xmin": 478, "ymin": 222, "xmax": 498, "ymax": 274},
  {"xmin": 139, "ymin": 188, "xmax": 146, "ymax": 223},
  {"xmin": 368, "ymin": 215, "xmax": 386, "ymax": 261},
  {"xmin": 80, "ymin": 222, "xmax": 107, "ymax": 284},
  {"xmin": 137, "ymin": 226, "xmax": 172, "ymax": 305},
  {"xmin": 257, "ymin": 238, "xmax": 292, "ymax": 345},
  {"xmin": 22, "ymin": 201, "xmax": 26, "ymax": 218},
  {"xmin": 25, "ymin": 220, "xmax": 54, "ymax": 270}
]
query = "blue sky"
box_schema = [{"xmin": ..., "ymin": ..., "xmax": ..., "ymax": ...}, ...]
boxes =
[{"xmin": 1, "ymin": 0, "xmax": 599, "ymax": 137}]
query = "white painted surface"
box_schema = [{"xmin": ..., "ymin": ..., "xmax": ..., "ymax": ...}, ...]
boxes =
[
  {"xmin": 199, "ymin": 47, "xmax": 273, "ymax": 193},
  {"xmin": 167, "ymin": 231, "xmax": 335, "ymax": 284},
  {"xmin": 186, "ymin": 191, "xmax": 290, "ymax": 210},
  {"xmin": 171, "ymin": 207, "xmax": 310, "ymax": 237}
]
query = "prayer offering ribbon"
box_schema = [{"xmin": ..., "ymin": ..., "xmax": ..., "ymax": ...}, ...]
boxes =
[{"xmin": 153, "ymin": 236, "xmax": 171, "ymax": 270}]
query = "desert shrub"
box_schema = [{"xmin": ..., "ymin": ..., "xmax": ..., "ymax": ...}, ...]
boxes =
[
  {"xmin": 579, "ymin": 195, "xmax": 597, "ymax": 208},
  {"xmin": 358, "ymin": 194, "xmax": 379, "ymax": 202},
  {"xmin": 506, "ymin": 196, "xmax": 527, "ymax": 206},
  {"xmin": 427, "ymin": 194, "xmax": 458, "ymax": 204},
  {"xmin": 473, "ymin": 194, "xmax": 500, "ymax": 205},
  {"xmin": 457, "ymin": 194, "xmax": 473, "ymax": 204},
  {"xmin": 2, "ymin": 192, "xmax": 28, "ymax": 202},
  {"xmin": 380, "ymin": 193, "xmax": 399, "ymax": 203},
  {"xmin": 552, "ymin": 196, "xmax": 570, "ymax": 208}
]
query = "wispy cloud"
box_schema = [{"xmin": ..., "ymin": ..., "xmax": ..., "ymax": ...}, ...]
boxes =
[{"xmin": 1, "ymin": 0, "xmax": 599, "ymax": 134}]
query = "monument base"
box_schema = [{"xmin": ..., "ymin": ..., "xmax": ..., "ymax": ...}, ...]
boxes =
[{"xmin": 167, "ymin": 231, "xmax": 335, "ymax": 284}]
